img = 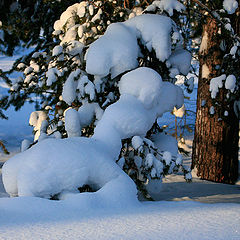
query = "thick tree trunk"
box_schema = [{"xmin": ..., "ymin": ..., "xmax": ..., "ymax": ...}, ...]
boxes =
[{"xmin": 192, "ymin": 17, "xmax": 239, "ymax": 184}]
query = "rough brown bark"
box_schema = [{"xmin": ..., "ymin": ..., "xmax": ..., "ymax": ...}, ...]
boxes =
[{"xmin": 192, "ymin": 17, "xmax": 239, "ymax": 184}]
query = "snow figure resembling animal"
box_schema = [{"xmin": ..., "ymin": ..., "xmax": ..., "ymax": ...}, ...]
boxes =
[{"xmin": 2, "ymin": 67, "xmax": 183, "ymax": 206}]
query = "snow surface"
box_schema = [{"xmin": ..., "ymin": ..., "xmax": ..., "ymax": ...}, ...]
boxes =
[{"xmin": 0, "ymin": 190, "xmax": 239, "ymax": 240}]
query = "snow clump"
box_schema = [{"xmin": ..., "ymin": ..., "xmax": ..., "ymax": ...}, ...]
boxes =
[
  {"xmin": 209, "ymin": 74, "xmax": 226, "ymax": 98},
  {"xmin": 119, "ymin": 67, "xmax": 162, "ymax": 109},
  {"xmin": 29, "ymin": 111, "xmax": 48, "ymax": 141},
  {"xmin": 223, "ymin": 0, "xmax": 238, "ymax": 14},
  {"xmin": 86, "ymin": 14, "xmax": 183, "ymax": 78},
  {"xmin": 145, "ymin": 0, "xmax": 186, "ymax": 16},
  {"xmin": 225, "ymin": 75, "xmax": 236, "ymax": 93},
  {"xmin": 64, "ymin": 108, "xmax": 81, "ymax": 138}
]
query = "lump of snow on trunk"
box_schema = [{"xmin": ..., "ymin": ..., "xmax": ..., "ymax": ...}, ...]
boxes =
[
  {"xmin": 210, "ymin": 106, "xmax": 215, "ymax": 115},
  {"xmin": 64, "ymin": 108, "xmax": 81, "ymax": 137},
  {"xmin": 119, "ymin": 67, "xmax": 163, "ymax": 109},
  {"xmin": 199, "ymin": 30, "xmax": 208, "ymax": 54},
  {"xmin": 202, "ymin": 64, "xmax": 210, "ymax": 79},
  {"xmin": 223, "ymin": 0, "xmax": 238, "ymax": 14},
  {"xmin": 225, "ymin": 75, "xmax": 236, "ymax": 93},
  {"xmin": 209, "ymin": 74, "xmax": 226, "ymax": 98}
]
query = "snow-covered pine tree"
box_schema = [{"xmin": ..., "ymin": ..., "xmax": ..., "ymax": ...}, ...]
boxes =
[
  {"xmin": 192, "ymin": 0, "xmax": 240, "ymax": 184},
  {"xmin": 1, "ymin": 0, "xmax": 192, "ymax": 199}
]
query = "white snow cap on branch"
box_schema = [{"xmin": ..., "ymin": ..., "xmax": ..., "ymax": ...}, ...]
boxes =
[
  {"xmin": 119, "ymin": 67, "xmax": 163, "ymax": 109},
  {"xmin": 64, "ymin": 108, "xmax": 81, "ymax": 138},
  {"xmin": 29, "ymin": 111, "xmax": 48, "ymax": 141},
  {"xmin": 223, "ymin": 0, "xmax": 238, "ymax": 14},
  {"xmin": 86, "ymin": 14, "xmax": 177, "ymax": 78},
  {"xmin": 86, "ymin": 22, "xmax": 139, "ymax": 78},
  {"xmin": 145, "ymin": 0, "xmax": 186, "ymax": 16},
  {"xmin": 167, "ymin": 49, "xmax": 191, "ymax": 76},
  {"xmin": 46, "ymin": 68, "xmax": 62, "ymax": 86}
]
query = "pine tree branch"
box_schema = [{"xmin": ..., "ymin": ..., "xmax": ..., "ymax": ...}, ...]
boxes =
[{"xmin": 0, "ymin": 140, "xmax": 9, "ymax": 154}]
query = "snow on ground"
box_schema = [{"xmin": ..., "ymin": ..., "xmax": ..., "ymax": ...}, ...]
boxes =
[{"xmin": 0, "ymin": 194, "xmax": 240, "ymax": 240}]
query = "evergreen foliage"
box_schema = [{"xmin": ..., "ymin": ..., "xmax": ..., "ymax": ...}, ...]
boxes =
[{"xmin": 0, "ymin": 0, "xmax": 194, "ymax": 198}]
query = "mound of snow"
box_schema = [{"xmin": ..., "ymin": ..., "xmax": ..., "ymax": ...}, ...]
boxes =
[{"xmin": 2, "ymin": 67, "xmax": 184, "ymax": 203}]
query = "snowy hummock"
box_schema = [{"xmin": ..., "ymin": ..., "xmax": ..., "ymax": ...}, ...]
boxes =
[
  {"xmin": 2, "ymin": 67, "xmax": 183, "ymax": 200},
  {"xmin": 2, "ymin": 137, "xmax": 137, "ymax": 202}
]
